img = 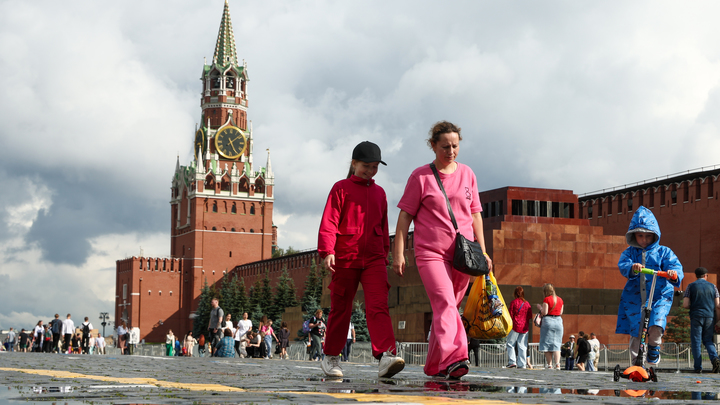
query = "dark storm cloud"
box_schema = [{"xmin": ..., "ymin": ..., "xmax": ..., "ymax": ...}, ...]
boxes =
[{"xmin": 25, "ymin": 170, "xmax": 167, "ymax": 266}]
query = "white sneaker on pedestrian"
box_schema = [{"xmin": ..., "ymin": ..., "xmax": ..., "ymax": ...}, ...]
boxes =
[
  {"xmin": 321, "ymin": 355, "xmax": 343, "ymax": 377},
  {"xmin": 378, "ymin": 351, "xmax": 405, "ymax": 378}
]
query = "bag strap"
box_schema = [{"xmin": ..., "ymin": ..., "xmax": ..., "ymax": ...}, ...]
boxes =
[{"xmin": 429, "ymin": 163, "xmax": 459, "ymax": 232}]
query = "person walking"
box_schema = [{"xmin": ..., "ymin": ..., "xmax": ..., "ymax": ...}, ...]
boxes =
[
  {"xmin": 49, "ymin": 314, "xmax": 62, "ymax": 353},
  {"xmin": 562, "ymin": 335, "xmax": 576, "ymax": 370},
  {"xmin": 394, "ymin": 121, "xmax": 492, "ymax": 379},
  {"xmin": 117, "ymin": 320, "xmax": 128, "ymax": 355},
  {"xmin": 587, "ymin": 333, "xmax": 600, "ymax": 371},
  {"xmin": 32, "ymin": 321, "xmax": 44, "ymax": 352},
  {"xmin": 165, "ymin": 330, "xmax": 175, "ymax": 356},
  {"xmin": 317, "ymin": 140, "xmax": 405, "ymax": 378},
  {"xmin": 506, "ymin": 286, "xmax": 533, "ymax": 368},
  {"xmin": 128, "ymin": 324, "xmax": 140, "ymax": 355},
  {"xmin": 197, "ymin": 333, "xmax": 206, "ymax": 357},
  {"xmin": 682, "ymin": 267, "xmax": 720, "ymax": 373},
  {"xmin": 80, "ymin": 317, "xmax": 93, "ymax": 354},
  {"xmin": 6, "ymin": 328, "xmax": 16, "ymax": 352},
  {"xmin": 308, "ymin": 309, "xmax": 325, "ymax": 361},
  {"xmin": 207, "ymin": 297, "xmax": 224, "ymax": 356},
  {"xmin": 341, "ymin": 322, "xmax": 355, "ymax": 362},
  {"xmin": 260, "ymin": 319, "xmax": 278, "ymax": 359},
  {"xmin": 184, "ymin": 331, "xmax": 197, "ymax": 356},
  {"xmin": 536, "ymin": 284, "xmax": 563, "ymax": 370},
  {"xmin": 61, "ymin": 314, "xmax": 75, "ymax": 354},
  {"xmin": 43, "ymin": 325, "xmax": 53, "ymax": 353},
  {"xmin": 95, "ymin": 333, "xmax": 106, "ymax": 355},
  {"xmin": 575, "ymin": 331, "xmax": 591, "ymax": 371},
  {"xmin": 278, "ymin": 322, "xmax": 291, "ymax": 360}
]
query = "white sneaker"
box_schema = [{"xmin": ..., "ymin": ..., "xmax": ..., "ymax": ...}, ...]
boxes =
[
  {"xmin": 378, "ymin": 351, "xmax": 405, "ymax": 378},
  {"xmin": 321, "ymin": 355, "xmax": 343, "ymax": 377}
]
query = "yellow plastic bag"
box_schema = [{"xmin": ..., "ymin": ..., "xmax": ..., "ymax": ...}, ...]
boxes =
[{"xmin": 462, "ymin": 272, "xmax": 513, "ymax": 340}]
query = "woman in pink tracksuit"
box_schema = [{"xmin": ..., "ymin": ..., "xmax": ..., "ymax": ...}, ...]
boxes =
[
  {"xmin": 317, "ymin": 141, "xmax": 405, "ymax": 379},
  {"xmin": 393, "ymin": 121, "xmax": 493, "ymax": 379}
]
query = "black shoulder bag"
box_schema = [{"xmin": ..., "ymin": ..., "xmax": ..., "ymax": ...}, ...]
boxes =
[{"xmin": 429, "ymin": 163, "xmax": 489, "ymax": 276}]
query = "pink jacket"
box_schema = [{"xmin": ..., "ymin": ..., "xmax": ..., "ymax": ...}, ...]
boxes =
[{"xmin": 318, "ymin": 175, "xmax": 389, "ymax": 269}]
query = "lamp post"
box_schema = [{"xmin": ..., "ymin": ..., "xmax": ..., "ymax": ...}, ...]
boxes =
[{"xmin": 99, "ymin": 312, "xmax": 110, "ymax": 336}]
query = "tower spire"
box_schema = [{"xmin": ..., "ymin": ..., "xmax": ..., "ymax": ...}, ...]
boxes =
[{"xmin": 213, "ymin": 0, "xmax": 238, "ymax": 68}]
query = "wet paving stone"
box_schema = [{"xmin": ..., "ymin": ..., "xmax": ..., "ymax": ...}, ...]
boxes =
[{"xmin": 1, "ymin": 352, "xmax": 720, "ymax": 404}]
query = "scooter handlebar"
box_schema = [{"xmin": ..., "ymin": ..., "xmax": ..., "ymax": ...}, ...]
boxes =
[{"xmin": 638, "ymin": 267, "xmax": 678, "ymax": 281}]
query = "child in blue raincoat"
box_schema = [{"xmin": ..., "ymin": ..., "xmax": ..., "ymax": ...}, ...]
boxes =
[{"xmin": 616, "ymin": 206, "xmax": 683, "ymax": 366}]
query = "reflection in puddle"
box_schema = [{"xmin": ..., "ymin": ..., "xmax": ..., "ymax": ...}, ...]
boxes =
[
  {"xmin": 303, "ymin": 378, "xmax": 719, "ymax": 401},
  {"xmin": 32, "ymin": 386, "xmax": 74, "ymax": 394}
]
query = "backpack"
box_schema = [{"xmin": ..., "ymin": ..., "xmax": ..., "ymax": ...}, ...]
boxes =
[
  {"xmin": 82, "ymin": 323, "xmax": 90, "ymax": 335},
  {"xmin": 579, "ymin": 338, "xmax": 591, "ymax": 354},
  {"xmin": 302, "ymin": 319, "xmax": 311, "ymax": 334}
]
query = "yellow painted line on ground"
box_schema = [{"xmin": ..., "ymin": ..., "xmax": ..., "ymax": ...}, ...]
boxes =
[
  {"xmin": 0, "ymin": 367, "xmax": 244, "ymax": 392},
  {"xmin": 1, "ymin": 367, "xmax": 541, "ymax": 404}
]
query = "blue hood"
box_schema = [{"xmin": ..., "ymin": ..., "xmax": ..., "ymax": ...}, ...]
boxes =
[{"xmin": 625, "ymin": 206, "xmax": 661, "ymax": 249}]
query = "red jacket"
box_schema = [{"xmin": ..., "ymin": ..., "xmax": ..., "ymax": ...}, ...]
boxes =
[{"xmin": 318, "ymin": 175, "xmax": 389, "ymax": 269}]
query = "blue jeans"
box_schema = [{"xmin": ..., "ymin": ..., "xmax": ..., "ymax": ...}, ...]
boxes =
[
  {"xmin": 565, "ymin": 356, "xmax": 575, "ymax": 370},
  {"xmin": 506, "ymin": 330, "xmax": 528, "ymax": 368},
  {"xmin": 691, "ymin": 317, "xmax": 718, "ymax": 371},
  {"xmin": 264, "ymin": 335, "xmax": 273, "ymax": 357}
]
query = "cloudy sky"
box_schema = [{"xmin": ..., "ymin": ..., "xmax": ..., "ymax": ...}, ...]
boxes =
[{"xmin": 1, "ymin": 0, "xmax": 719, "ymax": 330}]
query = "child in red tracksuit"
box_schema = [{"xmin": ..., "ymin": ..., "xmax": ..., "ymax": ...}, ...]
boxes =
[{"xmin": 317, "ymin": 141, "xmax": 405, "ymax": 379}]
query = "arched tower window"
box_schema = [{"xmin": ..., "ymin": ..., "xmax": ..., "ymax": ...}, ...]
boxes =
[
  {"xmin": 213, "ymin": 202, "xmax": 218, "ymax": 213},
  {"xmin": 205, "ymin": 175, "xmax": 215, "ymax": 190},
  {"xmin": 250, "ymin": 204, "xmax": 255, "ymax": 215},
  {"xmin": 239, "ymin": 178, "xmax": 249, "ymax": 193},
  {"xmin": 231, "ymin": 204, "xmax": 237, "ymax": 214},
  {"xmin": 220, "ymin": 175, "xmax": 231, "ymax": 192},
  {"xmin": 255, "ymin": 179, "xmax": 265, "ymax": 194}
]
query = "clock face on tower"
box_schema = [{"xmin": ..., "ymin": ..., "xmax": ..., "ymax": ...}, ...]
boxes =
[
  {"xmin": 214, "ymin": 126, "xmax": 247, "ymax": 159},
  {"xmin": 194, "ymin": 128, "xmax": 205, "ymax": 159}
]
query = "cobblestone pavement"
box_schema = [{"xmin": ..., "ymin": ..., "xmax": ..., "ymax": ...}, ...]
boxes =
[{"xmin": 1, "ymin": 352, "xmax": 720, "ymax": 404}]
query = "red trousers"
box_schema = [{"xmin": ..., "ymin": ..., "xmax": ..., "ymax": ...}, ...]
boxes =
[{"xmin": 324, "ymin": 264, "xmax": 396, "ymax": 358}]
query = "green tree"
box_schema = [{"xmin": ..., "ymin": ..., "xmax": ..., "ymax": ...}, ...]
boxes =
[
  {"xmin": 665, "ymin": 305, "xmax": 691, "ymax": 343},
  {"xmin": 351, "ymin": 301, "xmax": 370, "ymax": 342},
  {"xmin": 270, "ymin": 268, "xmax": 298, "ymax": 322},
  {"xmin": 192, "ymin": 279, "xmax": 214, "ymax": 339},
  {"xmin": 236, "ymin": 276, "xmax": 248, "ymax": 315},
  {"xmin": 272, "ymin": 246, "xmax": 301, "ymax": 258},
  {"xmin": 220, "ymin": 272, "xmax": 240, "ymax": 321},
  {"xmin": 259, "ymin": 269, "xmax": 274, "ymax": 314},
  {"xmin": 250, "ymin": 304, "xmax": 264, "ymax": 329},
  {"xmin": 301, "ymin": 259, "xmax": 328, "ymax": 312},
  {"xmin": 248, "ymin": 278, "xmax": 263, "ymax": 312},
  {"xmin": 301, "ymin": 260, "xmax": 320, "ymax": 312}
]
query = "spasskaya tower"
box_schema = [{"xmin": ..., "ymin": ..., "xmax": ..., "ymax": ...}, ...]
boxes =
[{"xmin": 116, "ymin": 0, "xmax": 276, "ymax": 342}]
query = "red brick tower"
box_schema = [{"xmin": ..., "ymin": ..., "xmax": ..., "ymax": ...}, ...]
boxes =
[{"xmin": 116, "ymin": 0, "xmax": 275, "ymax": 342}]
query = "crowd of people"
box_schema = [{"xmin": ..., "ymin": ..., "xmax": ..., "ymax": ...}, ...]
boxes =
[{"xmin": 2, "ymin": 314, "xmax": 107, "ymax": 355}]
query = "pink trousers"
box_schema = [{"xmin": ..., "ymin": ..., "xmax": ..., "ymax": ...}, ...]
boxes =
[
  {"xmin": 417, "ymin": 257, "xmax": 471, "ymax": 376},
  {"xmin": 324, "ymin": 264, "xmax": 396, "ymax": 358}
]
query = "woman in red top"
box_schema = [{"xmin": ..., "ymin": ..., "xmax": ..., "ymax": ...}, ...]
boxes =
[
  {"xmin": 506, "ymin": 286, "xmax": 533, "ymax": 368},
  {"xmin": 317, "ymin": 141, "xmax": 405, "ymax": 379},
  {"xmin": 536, "ymin": 283, "xmax": 564, "ymax": 369}
]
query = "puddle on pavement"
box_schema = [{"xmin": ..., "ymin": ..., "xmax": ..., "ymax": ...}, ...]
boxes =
[
  {"xmin": 0, "ymin": 384, "xmax": 163, "ymax": 404},
  {"xmin": 302, "ymin": 378, "xmax": 719, "ymax": 400},
  {"xmin": 0, "ymin": 385, "xmax": 85, "ymax": 404}
]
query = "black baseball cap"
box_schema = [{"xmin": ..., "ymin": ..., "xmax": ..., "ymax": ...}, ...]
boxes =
[{"xmin": 352, "ymin": 141, "xmax": 387, "ymax": 165}]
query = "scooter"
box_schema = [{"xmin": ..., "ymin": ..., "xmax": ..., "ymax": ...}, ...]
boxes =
[{"xmin": 613, "ymin": 267, "xmax": 677, "ymax": 383}]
